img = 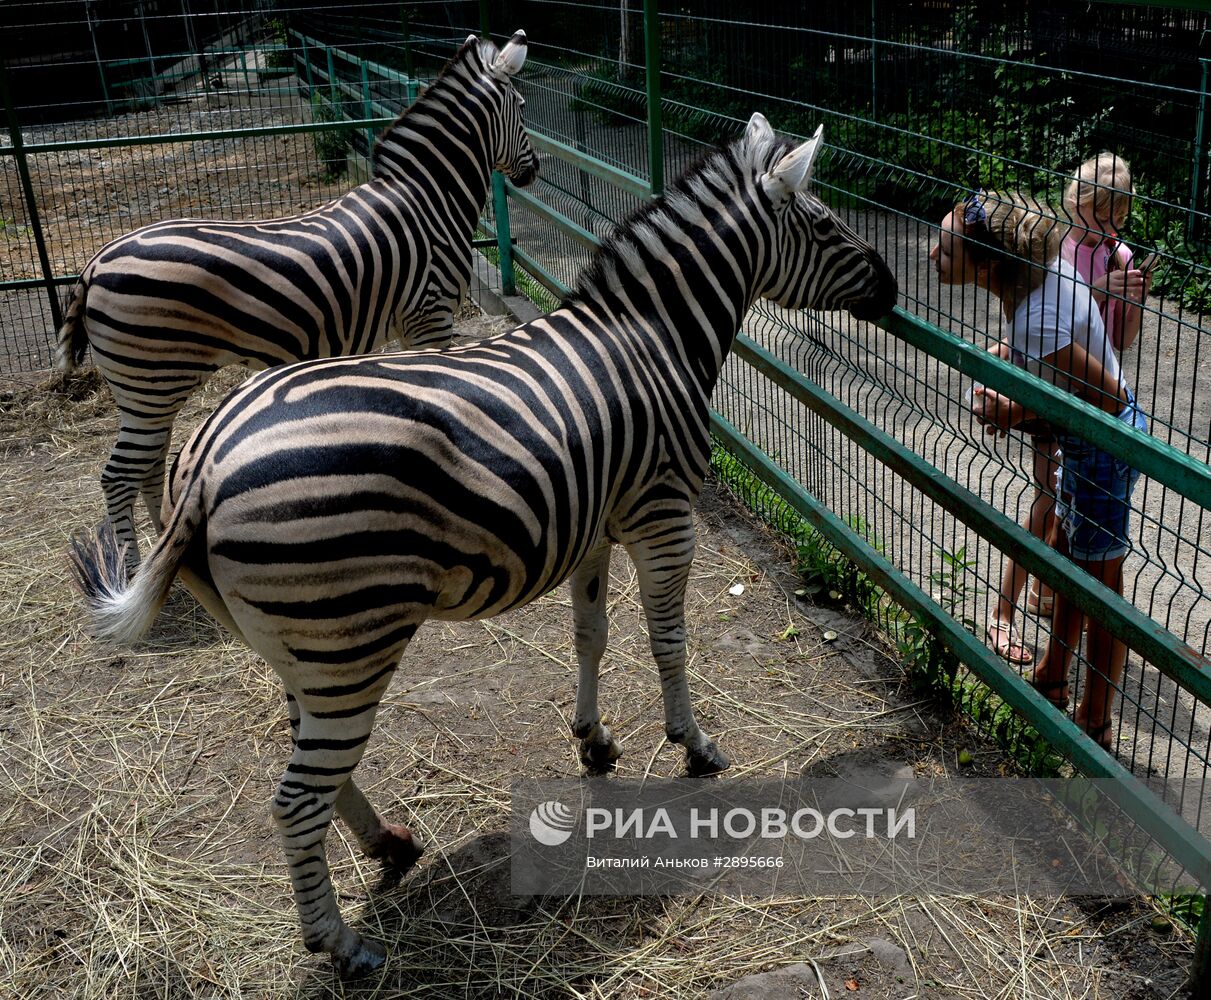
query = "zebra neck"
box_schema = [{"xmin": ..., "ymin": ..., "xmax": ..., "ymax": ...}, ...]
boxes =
[
  {"xmin": 375, "ymin": 122, "xmax": 492, "ymax": 226},
  {"xmin": 584, "ymin": 211, "xmax": 759, "ymax": 397}
]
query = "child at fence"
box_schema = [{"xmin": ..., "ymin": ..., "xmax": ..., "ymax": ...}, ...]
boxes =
[
  {"xmin": 1022, "ymin": 153, "xmax": 1153, "ymax": 616},
  {"xmin": 928, "ymin": 188, "xmax": 1148, "ymax": 748}
]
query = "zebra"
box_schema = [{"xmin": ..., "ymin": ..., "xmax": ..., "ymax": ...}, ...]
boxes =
[
  {"xmin": 67, "ymin": 112, "xmax": 897, "ymax": 976},
  {"xmin": 55, "ymin": 30, "xmax": 538, "ymax": 568}
]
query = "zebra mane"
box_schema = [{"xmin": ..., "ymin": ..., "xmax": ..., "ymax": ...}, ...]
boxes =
[
  {"xmin": 372, "ymin": 36, "xmax": 493, "ymax": 179},
  {"xmin": 570, "ymin": 129, "xmax": 795, "ymax": 301}
]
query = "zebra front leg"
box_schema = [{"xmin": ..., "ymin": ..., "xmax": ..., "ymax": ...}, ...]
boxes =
[
  {"xmin": 570, "ymin": 542, "xmax": 622, "ymax": 770},
  {"xmin": 283, "ymin": 690, "xmax": 423, "ymax": 888},
  {"xmin": 274, "ymin": 665, "xmax": 401, "ymax": 978},
  {"xmin": 628, "ymin": 528, "xmax": 730, "ymax": 777}
]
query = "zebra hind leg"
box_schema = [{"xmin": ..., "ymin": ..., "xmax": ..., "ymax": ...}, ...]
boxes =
[
  {"xmin": 272, "ymin": 659, "xmax": 404, "ymax": 978},
  {"xmin": 569, "ymin": 542, "xmax": 623, "ymax": 771},
  {"xmin": 139, "ymin": 423, "xmax": 172, "ymax": 533},
  {"xmin": 627, "ymin": 529, "xmax": 731, "ymax": 777},
  {"xmin": 101, "ymin": 408, "xmax": 187, "ymax": 569},
  {"xmin": 284, "ymin": 691, "xmax": 423, "ymax": 889}
]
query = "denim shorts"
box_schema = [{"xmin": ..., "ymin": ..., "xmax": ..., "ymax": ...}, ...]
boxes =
[{"xmin": 1055, "ymin": 394, "xmax": 1148, "ymax": 562}]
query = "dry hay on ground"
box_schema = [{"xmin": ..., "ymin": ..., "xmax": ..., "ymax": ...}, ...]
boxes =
[{"xmin": 0, "ymin": 319, "xmax": 1194, "ymax": 998}]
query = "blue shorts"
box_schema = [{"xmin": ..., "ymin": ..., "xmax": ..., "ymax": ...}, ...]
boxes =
[{"xmin": 1055, "ymin": 395, "xmax": 1147, "ymax": 562}]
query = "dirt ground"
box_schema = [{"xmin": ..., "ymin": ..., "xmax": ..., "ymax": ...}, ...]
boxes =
[{"xmin": 0, "ymin": 310, "xmax": 1196, "ymax": 998}]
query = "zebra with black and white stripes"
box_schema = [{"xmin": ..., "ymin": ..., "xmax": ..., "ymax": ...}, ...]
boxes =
[
  {"xmin": 67, "ymin": 113, "xmax": 897, "ymax": 976},
  {"xmin": 56, "ymin": 30, "xmax": 538, "ymax": 567}
]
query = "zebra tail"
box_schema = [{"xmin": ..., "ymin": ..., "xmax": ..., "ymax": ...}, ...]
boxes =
[
  {"xmin": 67, "ymin": 504, "xmax": 196, "ymax": 648},
  {"xmin": 54, "ymin": 279, "xmax": 89, "ymax": 373}
]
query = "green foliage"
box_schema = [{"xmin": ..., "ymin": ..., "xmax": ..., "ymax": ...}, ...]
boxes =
[
  {"xmin": 1157, "ymin": 891, "xmax": 1205, "ymax": 932},
  {"xmin": 569, "ymin": 63, "xmax": 645, "ymax": 124},
  {"xmin": 1124, "ymin": 176, "xmax": 1211, "ymax": 314},
  {"xmin": 310, "ymin": 93, "xmax": 349, "ymax": 178},
  {"xmin": 265, "ymin": 18, "xmax": 294, "ymax": 71}
]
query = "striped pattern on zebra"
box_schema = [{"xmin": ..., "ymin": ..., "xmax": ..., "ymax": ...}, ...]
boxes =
[
  {"xmin": 55, "ymin": 30, "xmax": 538, "ymax": 568},
  {"xmin": 67, "ymin": 112, "xmax": 897, "ymax": 977}
]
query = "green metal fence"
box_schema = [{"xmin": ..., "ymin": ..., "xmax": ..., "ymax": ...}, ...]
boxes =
[{"xmin": 3, "ymin": 0, "xmax": 1211, "ymax": 984}]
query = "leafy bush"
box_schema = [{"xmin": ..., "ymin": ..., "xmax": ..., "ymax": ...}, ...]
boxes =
[
  {"xmin": 569, "ymin": 63, "xmax": 645, "ymax": 124},
  {"xmin": 310, "ymin": 93, "xmax": 349, "ymax": 178},
  {"xmin": 265, "ymin": 18, "xmax": 294, "ymax": 71}
]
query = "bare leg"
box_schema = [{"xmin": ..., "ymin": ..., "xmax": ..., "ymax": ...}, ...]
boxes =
[
  {"xmin": 1026, "ymin": 532, "xmax": 1085, "ymax": 707},
  {"xmin": 1073, "ymin": 554, "xmax": 1128, "ymax": 746},
  {"xmin": 627, "ymin": 522, "xmax": 729, "ymax": 776},
  {"xmin": 990, "ymin": 440, "xmax": 1060, "ymax": 661},
  {"xmin": 568, "ymin": 542, "xmax": 622, "ymax": 769}
]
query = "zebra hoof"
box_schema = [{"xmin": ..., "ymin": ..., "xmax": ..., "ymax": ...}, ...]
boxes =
[
  {"xmin": 686, "ymin": 741, "xmax": 731, "ymax": 777},
  {"xmin": 333, "ymin": 935, "xmax": 386, "ymax": 979},
  {"xmin": 580, "ymin": 735, "xmax": 623, "ymax": 772}
]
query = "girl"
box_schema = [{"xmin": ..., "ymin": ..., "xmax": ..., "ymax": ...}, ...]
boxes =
[{"xmin": 929, "ymin": 189, "xmax": 1147, "ymax": 748}]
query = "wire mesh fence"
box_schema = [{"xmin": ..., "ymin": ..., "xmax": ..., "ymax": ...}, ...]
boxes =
[{"xmin": 2, "ymin": 0, "xmax": 1210, "ymax": 964}]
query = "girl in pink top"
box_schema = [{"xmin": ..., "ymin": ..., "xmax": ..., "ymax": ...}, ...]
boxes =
[
  {"xmin": 1027, "ymin": 153, "xmax": 1151, "ymax": 617},
  {"xmin": 1061, "ymin": 152, "xmax": 1150, "ymax": 354}
]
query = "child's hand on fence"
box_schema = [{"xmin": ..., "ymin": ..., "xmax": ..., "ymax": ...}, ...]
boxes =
[{"xmin": 971, "ymin": 386, "xmax": 1017, "ymax": 437}]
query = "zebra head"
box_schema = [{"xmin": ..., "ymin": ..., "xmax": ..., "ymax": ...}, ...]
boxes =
[
  {"xmin": 748, "ymin": 114, "xmax": 897, "ymax": 321},
  {"xmin": 470, "ymin": 30, "xmax": 539, "ymax": 188}
]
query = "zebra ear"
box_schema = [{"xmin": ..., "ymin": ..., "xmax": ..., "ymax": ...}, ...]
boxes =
[
  {"xmin": 745, "ymin": 112, "xmax": 774, "ymax": 148},
  {"xmin": 762, "ymin": 125, "xmax": 824, "ymax": 204},
  {"xmin": 491, "ymin": 30, "xmax": 528, "ymax": 79}
]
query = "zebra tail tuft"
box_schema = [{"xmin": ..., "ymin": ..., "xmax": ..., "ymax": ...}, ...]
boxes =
[
  {"xmin": 67, "ymin": 517, "xmax": 181, "ymax": 647},
  {"xmin": 54, "ymin": 280, "xmax": 89, "ymax": 373}
]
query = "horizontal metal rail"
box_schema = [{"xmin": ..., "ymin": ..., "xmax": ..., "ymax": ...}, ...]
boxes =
[
  {"xmin": 731, "ymin": 332, "xmax": 1211, "ymax": 703},
  {"xmin": 878, "ymin": 308, "xmax": 1211, "ymax": 511},
  {"xmin": 0, "ymin": 116, "xmax": 393, "ymax": 158},
  {"xmin": 505, "ymin": 181, "xmax": 601, "ymax": 250},
  {"xmin": 526, "ymin": 130, "xmax": 653, "ymax": 200}
]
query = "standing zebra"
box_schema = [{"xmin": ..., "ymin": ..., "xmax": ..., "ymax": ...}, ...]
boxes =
[
  {"xmin": 56, "ymin": 31, "xmax": 538, "ymax": 567},
  {"xmin": 68, "ymin": 113, "xmax": 897, "ymax": 976}
]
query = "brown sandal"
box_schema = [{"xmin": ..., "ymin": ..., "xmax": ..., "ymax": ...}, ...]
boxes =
[
  {"xmin": 986, "ymin": 619, "xmax": 1033, "ymax": 665},
  {"xmin": 1026, "ymin": 673, "xmax": 1069, "ymax": 710},
  {"xmin": 1084, "ymin": 719, "xmax": 1116, "ymax": 750}
]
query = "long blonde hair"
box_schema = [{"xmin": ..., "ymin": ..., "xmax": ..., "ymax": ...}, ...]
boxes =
[
  {"xmin": 961, "ymin": 189, "xmax": 1066, "ymax": 304},
  {"xmin": 1064, "ymin": 151, "xmax": 1133, "ymax": 232}
]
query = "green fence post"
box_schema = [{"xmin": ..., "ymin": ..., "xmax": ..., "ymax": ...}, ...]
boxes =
[
  {"xmin": 1189, "ymin": 35, "xmax": 1209, "ymax": 244},
  {"xmin": 302, "ymin": 37, "xmax": 315, "ymax": 99},
  {"xmin": 400, "ymin": 3, "xmax": 416, "ymax": 100},
  {"xmin": 479, "ymin": 0, "xmax": 491, "ymax": 39},
  {"xmin": 644, "ymin": 0, "xmax": 663, "ymax": 198},
  {"xmin": 0, "ymin": 63, "xmax": 64, "ymax": 334},
  {"xmin": 326, "ymin": 46, "xmax": 338, "ymax": 105},
  {"xmin": 240, "ymin": 49, "xmax": 249, "ymax": 92},
  {"xmin": 361, "ymin": 59, "xmax": 374, "ymax": 169},
  {"xmin": 1194, "ymin": 901, "xmax": 1211, "ymax": 994},
  {"xmin": 492, "ymin": 172, "xmax": 516, "ymax": 296}
]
